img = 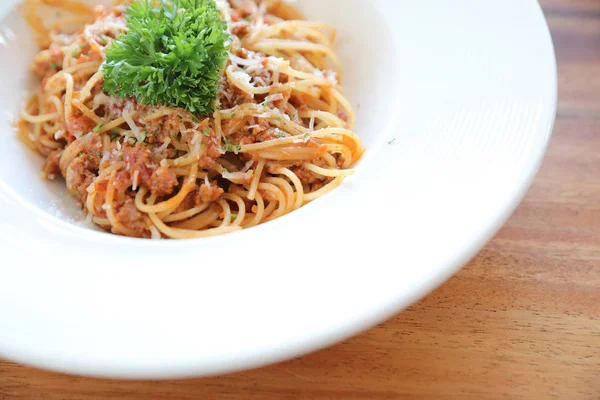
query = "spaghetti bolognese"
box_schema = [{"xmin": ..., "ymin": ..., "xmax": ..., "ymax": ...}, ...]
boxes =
[{"xmin": 18, "ymin": 0, "xmax": 364, "ymax": 239}]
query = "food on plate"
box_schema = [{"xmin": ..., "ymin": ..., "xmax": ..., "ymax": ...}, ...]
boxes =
[{"xmin": 18, "ymin": 0, "xmax": 364, "ymax": 239}]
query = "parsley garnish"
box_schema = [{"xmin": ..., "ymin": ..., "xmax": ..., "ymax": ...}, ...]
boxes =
[
  {"xmin": 92, "ymin": 123, "xmax": 103, "ymax": 133},
  {"xmin": 49, "ymin": 62, "xmax": 58, "ymax": 70},
  {"xmin": 230, "ymin": 213, "xmax": 239, "ymax": 219},
  {"xmin": 102, "ymin": 0, "xmax": 230, "ymax": 115},
  {"xmin": 388, "ymin": 138, "xmax": 396, "ymax": 145},
  {"xmin": 223, "ymin": 139, "xmax": 241, "ymax": 153},
  {"xmin": 202, "ymin": 128, "xmax": 210, "ymax": 137},
  {"xmin": 140, "ymin": 132, "xmax": 147, "ymax": 142}
]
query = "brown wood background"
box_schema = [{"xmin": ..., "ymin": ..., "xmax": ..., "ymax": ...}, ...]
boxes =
[{"xmin": 1, "ymin": 0, "xmax": 599, "ymax": 398}]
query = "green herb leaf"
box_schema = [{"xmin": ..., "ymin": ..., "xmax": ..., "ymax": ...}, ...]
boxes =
[
  {"xmin": 140, "ymin": 132, "xmax": 147, "ymax": 142},
  {"xmin": 202, "ymin": 128, "xmax": 210, "ymax": 137},
  {"xmin": 388, "ymin": 138, "xmax": 396, "ymax": 145},
  {"xmin": 223, "ymin": 139, "xmax": 240, "ymax": 153},
  {"xmin": 92, "ymin": 123, "xmax": 103, "ymax": 133},
  {"xmin": 49, "ymin": 62, "xmax": 58, "ymax": 70},
  {"xmin": 102, "ymin": 0, "xmax": 230, "ymax": 115}
]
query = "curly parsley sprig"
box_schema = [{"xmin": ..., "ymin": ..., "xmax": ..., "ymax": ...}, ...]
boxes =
[{"xmin": 102, "ymin": 0, "xmax": 230, "ymax": 115}]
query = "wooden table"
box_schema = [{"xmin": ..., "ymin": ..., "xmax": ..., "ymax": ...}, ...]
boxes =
[{"xmin": 2, "ymin": 1, "xmax": 599, "ymax": 399}]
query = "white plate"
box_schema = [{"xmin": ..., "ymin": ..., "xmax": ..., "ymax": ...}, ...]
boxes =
[{"xmin": 0, "ymin": 0, "xmax": 556, "ymax": 379}]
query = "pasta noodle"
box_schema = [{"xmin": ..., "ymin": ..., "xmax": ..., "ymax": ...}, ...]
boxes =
[{"xmin": 18, "ymin": 0, "xmax": 364, "ymax": 239}]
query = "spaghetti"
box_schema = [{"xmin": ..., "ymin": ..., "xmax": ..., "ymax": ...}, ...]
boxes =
[{"xmin": 19, "ymin": 0, "xmax": 364, "ymax": 239}]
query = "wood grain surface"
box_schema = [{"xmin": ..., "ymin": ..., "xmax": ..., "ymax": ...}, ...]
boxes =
[{"xmin": 1, "ymin": 1, "xmax": 599, "ymax": 399}]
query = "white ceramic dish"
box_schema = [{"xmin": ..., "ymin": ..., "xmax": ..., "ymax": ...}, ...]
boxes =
[{"xmin": 0, "ymin": 0, "xmax": 556, "ymax": 379}]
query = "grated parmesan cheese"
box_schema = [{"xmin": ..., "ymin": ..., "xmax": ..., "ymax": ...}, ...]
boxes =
[
  {"xmin": 122, "ymin": 109, "xmax": 143, "ymax": 143},
  {"xmin": 132, "ymin": 170, "xmax": 140, "ymax": 191}
]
